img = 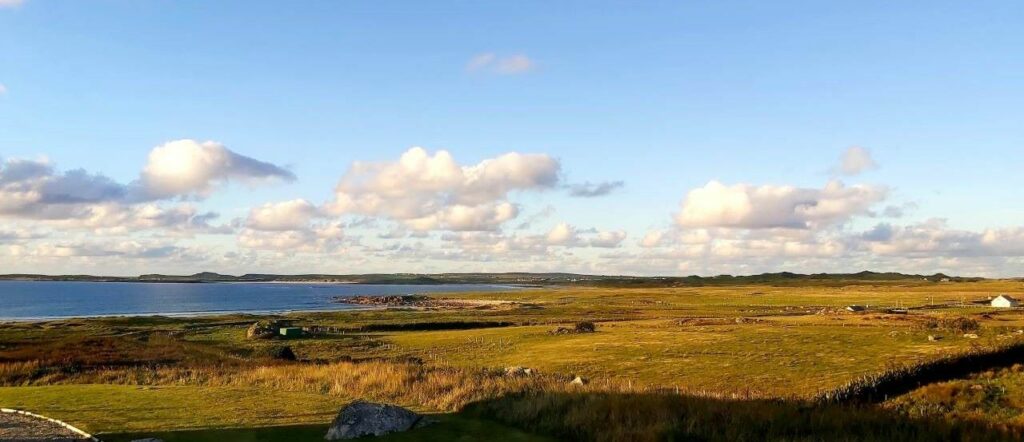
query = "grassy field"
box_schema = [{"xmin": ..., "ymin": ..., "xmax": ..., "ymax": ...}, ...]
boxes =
[{"xmin": 2, "ymin": 279, "xmax": 1024, "ymax": 440}]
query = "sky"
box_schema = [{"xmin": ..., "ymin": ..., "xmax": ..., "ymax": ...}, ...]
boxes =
[{"xmin": 1, "ymin": 1, "xmax": 1023, "ymax": 277}]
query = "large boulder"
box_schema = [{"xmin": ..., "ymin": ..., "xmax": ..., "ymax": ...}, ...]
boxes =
[
  {"xmin": 246, "ymin": 320, "xmax": 287, "ymax": 339},
  {"xmin": 324, "ymin": 401, "xmax": 426, "ymax": 440}
]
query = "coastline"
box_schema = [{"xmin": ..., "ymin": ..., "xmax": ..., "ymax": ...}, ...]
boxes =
[{"xmin": 0, "ymin": 304, "xmax": 387, "ymax": 323}]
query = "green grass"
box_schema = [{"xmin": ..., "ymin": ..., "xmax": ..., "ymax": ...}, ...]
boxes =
[
  {"xmin": 886, "ymin": 364, "xmax": 1024, "ymax": 427},
  {"xmin": 3, "ymin": 280, "xmax": 1024, "ymax": 439},
  {"xmin": 0, "ymin": 385, "xmax": 350, "ymax": 433}
]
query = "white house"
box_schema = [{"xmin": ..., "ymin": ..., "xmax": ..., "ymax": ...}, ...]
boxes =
[{"xmin": 991, "ymin": 295, "xmax": 1020, "ymax": 308}]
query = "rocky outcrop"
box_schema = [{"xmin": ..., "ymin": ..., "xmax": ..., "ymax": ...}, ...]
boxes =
[
  {"xmin": 324, "ymin": 401, "xmax": 428, "ymax": 440},
  {"xmin": 246, "ymin": 320, "xmax": 288, "ymax": 339}
]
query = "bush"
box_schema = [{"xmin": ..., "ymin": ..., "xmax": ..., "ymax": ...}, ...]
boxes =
[
  {"xmin": 263, "ymin": 345, "xmax": 296, "ymax": 361},
  {"xmin": 574, "ymin": 322, "xmax": 597, "ymax": 333},
  {"xmin": 923, "ymin": 317, "xmax": 980, "ymax": 333}
]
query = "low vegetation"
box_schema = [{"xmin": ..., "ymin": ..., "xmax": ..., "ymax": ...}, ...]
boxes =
[{"xmin": 3, "ymin": 279, "xmax": 1024, "ymax": 440}]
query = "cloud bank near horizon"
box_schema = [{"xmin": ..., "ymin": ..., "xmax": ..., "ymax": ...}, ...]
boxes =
[{"xmin": 1, "ymin": 143, "xmax": 1022, "ymax": 277}]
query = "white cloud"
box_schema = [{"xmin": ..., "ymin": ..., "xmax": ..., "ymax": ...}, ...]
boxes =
[
  {"xmin": 238, "ymin": 221, "xmax": 344, "ymax": 252},
  {"xmin": 0, "ymin": 0, "xmax": 22, "ymax": 9},
  {"xmin": 589, "ymin": 230, "xmax": 627, "ymax": 248},
  {"xmin": 546, "ymin": 222, "xmax": 578, "ymax": 245},
  {"xmin": 246, "ymin": 199, "xmax": 317, "ymax": 231},
  {"xmin": 675, "ymin": 180, "xmax": 886, "ymax": 229},
  {"xmin": 466, "ymin": 53, "xmax": 536, "ymax": 75},
  {"xmin": 640, "ymin": 230, "xmax": 665, "ymax": 248},
  {"xmin": 140, "ymin": 139, "xmax": 295, "ymax": 199},
  {"xmin": 0, "ymin": 141, "xmax": 286, "ymax": 235},
  {"xmin": 466, "ymin": 53, "xmax": 497, "ymax": 71},
  {"xmin": 835, "ymin": 146, "xmax": 878, "ymax": 176},
  {"xmin": 860, "ymin": 220, "xmax": 1024, "ymax": 258},
  {"xmin": 16, "ymin": 239, "xmax": 188, "ymax": 259},
  {"xmin": 328, "ymin": 147, "xmax": 559, "ymax": 231},
  {"xmin": 0, "ymin": 157, "xmax": 128, "ymax": 219}
]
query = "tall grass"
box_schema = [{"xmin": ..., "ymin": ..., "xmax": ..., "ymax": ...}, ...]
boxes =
[
  {"xmin": 466, "ymin": 391, "xmax": 1020, "ymax": 442},
  {"xmin": 3, "ymin": 355, "xmax": 1022, "ymax": 441},
  {"xmin": 817, "ymin": 341, "xmax": 1024, "ymax": 403}
]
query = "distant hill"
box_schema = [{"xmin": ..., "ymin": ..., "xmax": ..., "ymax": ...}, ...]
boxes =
[{"xmin": 0, "ymin": 271, "xmax": 986, "ymax": 286}]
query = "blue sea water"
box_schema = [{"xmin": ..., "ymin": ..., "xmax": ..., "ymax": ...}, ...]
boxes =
[{"xmin": 0, "ymin": 281, "xmax": 515, "ymax": 320}]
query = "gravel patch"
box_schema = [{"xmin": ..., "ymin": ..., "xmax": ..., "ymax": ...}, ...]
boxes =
[{"xmin": 0, "ymin": 411, "xmax": 91, "ymax": 441}]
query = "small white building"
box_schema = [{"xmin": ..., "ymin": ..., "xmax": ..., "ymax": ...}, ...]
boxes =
[{"xmin": 991, "ymin": 294, "xmax": 1020, "ymax": 308}]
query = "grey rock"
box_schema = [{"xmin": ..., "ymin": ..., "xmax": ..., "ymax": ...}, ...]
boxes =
[
  {"xmin": 324, "ymin": 401, "xmax": 425, "ymax": 440},
  {"xmin": 504, "ymin": 366, "xmax": 533, "ymax": 377}
]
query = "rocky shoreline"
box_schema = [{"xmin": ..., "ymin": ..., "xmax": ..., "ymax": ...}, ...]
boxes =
[{"xmin": 332, "ymin": 295, "xmax": 519, "ymax": 310}]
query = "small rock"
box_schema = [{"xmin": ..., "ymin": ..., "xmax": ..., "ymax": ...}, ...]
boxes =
[
  {"xmin": 505, "ymin": 366, "xmax": 533, "ymax": 377},
  {"xmin": 928, "ymin": 335, "xmax": 942, "ymax": 341},
  {"xmin": 324, "ymin": 401, "xmax": 427, "ymax": 440},
  {"xmin": 569, "ymin": 376, "xmax": 587, "ymax": 386},
  {"xmin": 963, "ymin": 333, "xmax": 979, "ymax": 339}
]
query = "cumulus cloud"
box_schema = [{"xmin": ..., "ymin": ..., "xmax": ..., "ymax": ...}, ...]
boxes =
[
  {"xmin": 589, "ymin": 230, "xmax": 627, "ymax": 248},
  {"xmin": 835, "ymin": 146, "xmax": 878, "ymax": 176},
  {"xmin": 546, "ymin": 222, "xmax": 578, "ymax": 245},
  {"xmin": 567, "ymin": 180, "xmax": 624, "ymax": 198},
  {"xmin": 640, "ymin": 230, "xmax": 667, "ymax": 248},
  {"xmin": 466, "ymin": 53, "xmax": 536, "ymax": 75},
  {"xmin": 238, "ymin": 221, "xmax": 344, "ymax": 253},
  {"xmin": 327, "ymin": 147, "xmax": 559, "ymax": 231},
  {"xmin": 140, "ymin": 139, "xmax": 295, "ymax": 200},
  {"xmin": 544, "ymin": 222, "xmax": 625, "ymax": 248},
  {"xmin": 675, "ymin": 180, "xmax": 886, "ymax": 229},
  {"xmin": 0, "ymin": 140, "xmax": 286, "ymax": 235},
  {"xmin": 859, "ymin": 219, "xmax": 1024, "ymax": 258},
  {"xmin": 0, "ymin": 157, "xmax": 127, "ymax": 219},
  {"xmin": 13, "ymin": 240, "xmax": 187, "ymax": 259},
  {"xmin": 246, "ymin": 199, "xmax": 318, "ymax": 231}
]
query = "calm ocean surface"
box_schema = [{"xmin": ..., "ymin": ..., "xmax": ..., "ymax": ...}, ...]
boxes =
[{"xmin": 0, "ymin": 281, "xmax": 516, "ymax": 320}]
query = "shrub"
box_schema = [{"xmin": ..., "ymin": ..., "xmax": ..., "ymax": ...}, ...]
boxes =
[
  {"xmin": 262, "ymin": 345, "xmax": 296, "ymax": 361},
  {"xmin": 574, "ymin": 322, "xmax": 597, "ymax": 333},
  {"xmin": 922, "ymin": 317, "xmax": 980, "ymax": 334}
]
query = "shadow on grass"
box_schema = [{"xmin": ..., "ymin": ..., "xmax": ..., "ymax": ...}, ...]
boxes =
[
  {"xmin": 464, "ymin": 391, "xmax": 1023, "ymax": 442},
  {"xmin": 100, "ymin": 415, "xmax": 553, "ymax": 442}
]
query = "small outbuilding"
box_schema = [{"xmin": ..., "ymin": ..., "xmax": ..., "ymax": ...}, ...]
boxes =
[
  {"xmin": 991, "ymin": 295, "xmax": 1020, "ymax": 308},
  {"xmin": 845, "ymin": 305, "xmax": 866, "ymax": 312},
  {"xmin": 279, "ymin": 327, "xmax": 304, "ymax": 338}
]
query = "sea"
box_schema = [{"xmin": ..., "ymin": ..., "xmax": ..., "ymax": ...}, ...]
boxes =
[{"xmin": 0, "ymin": 281, "xmax": 516, "ymax": 320}]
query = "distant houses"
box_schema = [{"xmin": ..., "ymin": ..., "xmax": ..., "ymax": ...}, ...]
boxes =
[{"xmin": 991, "ymin": 295, "xmax": 1020, "ymax": 308}]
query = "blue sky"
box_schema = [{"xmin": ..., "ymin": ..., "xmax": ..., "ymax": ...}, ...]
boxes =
[{"xmin": 1, "ymin": 1, "xmax": 1023, "ymax": 276}]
